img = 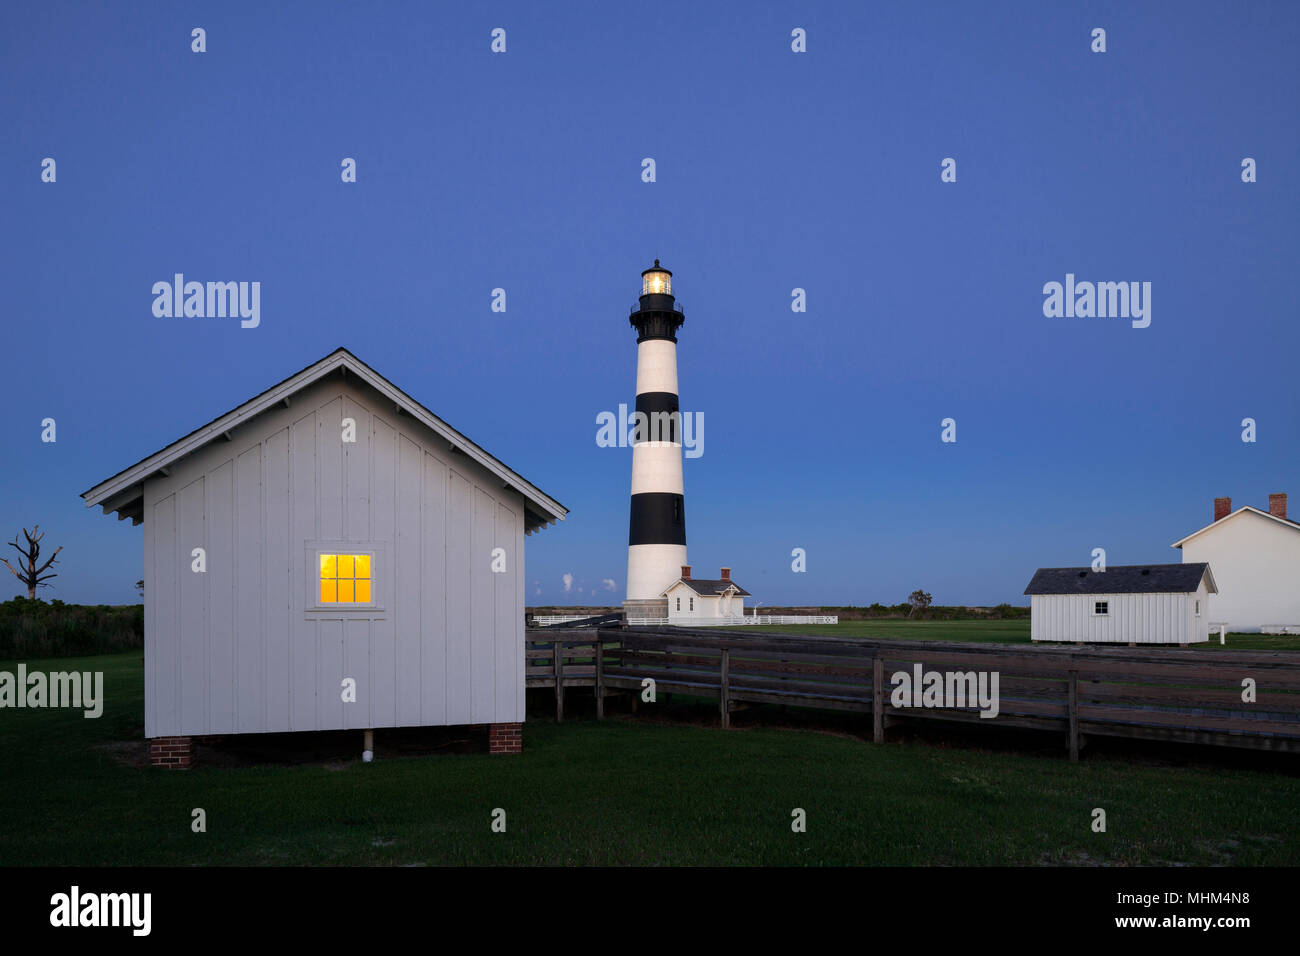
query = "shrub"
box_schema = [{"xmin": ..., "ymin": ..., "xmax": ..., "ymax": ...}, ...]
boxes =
[{"xmin": 0, "ymin": 598, "xmax": 143, "ymax": 660}]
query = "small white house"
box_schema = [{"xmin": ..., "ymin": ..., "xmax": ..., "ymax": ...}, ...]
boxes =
[
  {"xmin": 662, "ymin": 566, "xmax": 750, "ymax": 623},
  {"xmin": 1024, "ymin": 563, "xmax": 1216, "ymax": 645},
  {"xmin": 1172, "ymin": 495, "xmax": 1300, "ymax": 633},
  {"xmin": 81, "ymin": 348, "xmax": 567, "ymax": 765}
]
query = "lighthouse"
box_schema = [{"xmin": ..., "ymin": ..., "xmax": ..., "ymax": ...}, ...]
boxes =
[{"xmin": 624, "ymin": 260, "xmax": 687, "ymax": 619}]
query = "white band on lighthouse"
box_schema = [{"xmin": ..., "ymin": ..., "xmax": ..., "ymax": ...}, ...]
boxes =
[
  {"xmin": 630, "ymin": 442, "xmax": 685, "ymax": 496},
  {"xmin": 635, "ymin": 340, "xmax": 679, "ymax": 395},
  {"xmin": 627, "ymin": 544, "xmax": 689, "ymax": 602}
]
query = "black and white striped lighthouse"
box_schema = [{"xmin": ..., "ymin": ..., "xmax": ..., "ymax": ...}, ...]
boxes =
[{"xmin": 625, "ymin": 260, "xmax": 688, "ymax": 613}]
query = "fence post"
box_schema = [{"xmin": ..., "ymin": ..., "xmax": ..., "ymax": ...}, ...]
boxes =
[
  {"xmin": 720, "ymin": 648, "xmax": 731, "ymax": 729},
  {"xmin": 1067, "ymin": 669, "xmax": 1079, "ymax": 762},
  {"xmin": 595, "ymin": 638, "xmax": 604, "ymax": 720},
  {"xmin": 554, "ymin": 640, "xmax": 564, "ymax": 723},
  {"xmin": 872, "ymin": 655, "xmax": 884, "ymax": 744}
]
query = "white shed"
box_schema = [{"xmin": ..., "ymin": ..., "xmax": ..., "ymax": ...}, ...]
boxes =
[
  {"xmin": 81, "ymin": 348, "xmax": 567, "ymax": 765},
  {"xmin": 1024, "ymin": 563, "xmax": 1216, "ymax": 646}
]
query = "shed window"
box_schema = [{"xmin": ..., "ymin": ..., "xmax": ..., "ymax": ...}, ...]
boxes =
[
  {"xmin": 319, "ymin": 553, "xmax": 372, "ymax": 604},
  {"xmin": 1093, "ymin": 601, "xmax": 1109, "ymax": 616},
  {"xmin": 1195, "ymin": 600, "xmax": 1200, "ymax": 615}
]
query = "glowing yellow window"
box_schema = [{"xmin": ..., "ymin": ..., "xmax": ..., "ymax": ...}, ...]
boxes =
[{"xmin": 319, "ymin": 553, "xmax": 372, "ymax": 604}]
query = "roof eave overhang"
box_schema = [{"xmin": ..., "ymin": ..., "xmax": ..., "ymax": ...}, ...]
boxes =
[
  {"xmin": 1201, "ymin": 565, "xmax": 1219, "ymax": 594},
  {"xmin": 1171, "ymin": 506, "xmax": 1298, "ymax": 548},
  {"xmin": 81, "ymin": 349, "xmax": 568, "ymax": 533}
]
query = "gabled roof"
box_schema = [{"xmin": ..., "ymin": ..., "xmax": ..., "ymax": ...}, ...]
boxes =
[
  {"xmin": 1171, "ymin": 506, "xmax": 1300, "ymax": 548},
  {"xmin": 663, "ymin": 578, "xmax": 751, "ymax": 597},
  {"xmin": 81, "ymin": 347, "xmax": 568, "ymax": 534},
  {"xmin": 1024, "ymin": 563, "xmax": 1215, "ymax": 596}
]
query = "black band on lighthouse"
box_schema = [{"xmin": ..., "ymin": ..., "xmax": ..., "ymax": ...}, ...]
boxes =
[
  {"xmin": 628, "ymin": 492, "xmax": 686, "ymax": 546},
  {"xmin": 634, "ymin": 392, "xmax": 680, "ymax": 443}
]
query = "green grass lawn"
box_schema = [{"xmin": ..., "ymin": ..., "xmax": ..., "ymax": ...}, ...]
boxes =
[
  {"xmin": 751, "ymin": 618, "xmax": 1300, "ymax": 650},
  {"xmin": 2, "ymin": 645, "xmax": 1298, "ymax": 866}
]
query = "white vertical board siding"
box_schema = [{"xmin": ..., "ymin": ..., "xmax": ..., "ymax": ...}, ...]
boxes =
[
  {"xmin": 514, "ymin": 507, "xmax": 525, "ymax": 720},
  {"xmin": 420, "ymin": 453, "xmax": 448, "ymax": 726},
  {"xmin": 142, "ymin": 375, "xmax": 529, "ymax": 737},
  {"xmin": 142, "ymin": 491, "xmax": 155, "ymax": 736},
  {"xmin": 145, "ymin": 495, "xmax": 174, "ymax": 738},
  {"xmin": 371, "ymin": 420, "xmax": 400, "ymax": 730},
  {"xmin": 1031, "ymin": 592, "xmax": 1203, "ymax": 644},
  {"xmin": 392, "ymin": 434, "xmax": 422, "ymax": 727},
  {"xmin": 236, "ymin": 444, "xmax": 266, "ymax": 733},
  {"xmin": 177, "ymin": 477, "xmax": 207, "ymax": 735},
  {"xmin": 494, "ymin": 501, "xmax": 521, "ymax": 723},
  {"xmin": 470, "ymin": 486, "xmax": 496, "ymax": 724},
  {"xmin": 444, "ymin": 470, "xmax": 472, "ymax": 724},
  {"xmin": 208, "ymin": 460, "xmax": 235, "ymax": 732},
  {"xmin": 263, "ymin": 433, "xmax": 290, "ymax": 731},
  {"xmin": 289, "ymin": 412, "xmax": 317, "ymax": 731},
  {"xmin": 316, "ymin": 396, "xmax": 346, "ymax": 732}
]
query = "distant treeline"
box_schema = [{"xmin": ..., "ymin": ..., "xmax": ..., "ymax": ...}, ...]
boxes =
[
  {"xmin": 528, "ymin": 604, "xmax": 1031, "ymax": 621},
  {"xmin": 0, "ymin": 598, "xmax": 144, "ymax": 661},
  {"xmin": 805, "ymin": 604, "xmax": 1029, "ymax": 621}
]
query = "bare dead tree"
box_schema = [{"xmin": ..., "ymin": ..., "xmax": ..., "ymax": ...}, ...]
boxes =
[{"xmin": 1, "ymin": 525, "xmax": 63, "ymax": 599}]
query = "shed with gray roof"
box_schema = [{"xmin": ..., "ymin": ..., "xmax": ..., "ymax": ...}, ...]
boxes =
[
  {"xmin": 1024, "ymin": 563, "xmax": 1216, "ymax": 645},
  {"xmin": 82, "ymin": 347, "xmax": 567, "ymax": 764}
]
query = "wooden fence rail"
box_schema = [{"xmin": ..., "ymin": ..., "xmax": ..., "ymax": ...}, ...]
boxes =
[{"xmin": 525, "ymin": 628, "xmax": 1300, "ymax": 757}]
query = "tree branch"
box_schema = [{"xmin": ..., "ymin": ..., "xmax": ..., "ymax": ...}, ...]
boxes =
[{"xmin": 33, "ymin": 546, "xmax": 61, "ymax": 575}]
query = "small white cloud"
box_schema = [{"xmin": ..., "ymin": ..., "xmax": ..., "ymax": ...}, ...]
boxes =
[
  {"xmin": 602, "ymin": 578, "xmax": 616, "ymax": 591},
  {"xmin": 534, "ymin": 586, "xmax": 541, "ymax": 596},
  {"xmin": 562, "ymin": 573, "xmax": 574, "ymax": 593}
]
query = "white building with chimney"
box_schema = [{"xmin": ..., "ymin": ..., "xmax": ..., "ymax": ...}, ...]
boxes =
[
  {"xmin": 1172, "ymin": 493, "xmax": 1300, "ymax": 633},
  {"xmin": 662, "ymin": 566, "xmax": 750, "ymax": 624}
]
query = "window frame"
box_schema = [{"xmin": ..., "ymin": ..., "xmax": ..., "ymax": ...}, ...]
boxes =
[
  {"xmin": 1092, "ymin": 600, "xmax": 1109, "ymax": 616},
  {"xmin": 304, "ymin": 540, "xmax": 388, "ymax": 614}
]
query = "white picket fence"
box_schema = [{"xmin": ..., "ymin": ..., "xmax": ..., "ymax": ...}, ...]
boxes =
[{"xmin": 529, "ymin": 614, "xmax": 840, "ymax": 627}]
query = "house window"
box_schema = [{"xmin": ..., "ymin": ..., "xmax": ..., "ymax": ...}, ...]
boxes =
[
  {"xmin": 689, "ymin": 596, "xmax": 694, "ymax": 612},
  {"xmin": 1093, "ymin": 601, "xmax": 1109, "ymax": 616},
  {"xmin": 319, "ymin": 553, "xmax": 372, "ymax": 604},
  {"xmin": 676, "ymin": 597, "xmax": 680, "ymax": 611}
]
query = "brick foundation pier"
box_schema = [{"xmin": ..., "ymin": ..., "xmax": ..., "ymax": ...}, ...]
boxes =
[
  {"xmin": 487, "ymin": 722, "xmax": 522, "ymax": 754},
  {"xmin": 149, "ymin": 736, "xmax": 194, "ymax": 769}
]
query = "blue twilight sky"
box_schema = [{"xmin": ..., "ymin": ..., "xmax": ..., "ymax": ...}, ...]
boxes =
[{"xmin": 1, "ymin": 1, "xmax": 1297, "ymax": 607}]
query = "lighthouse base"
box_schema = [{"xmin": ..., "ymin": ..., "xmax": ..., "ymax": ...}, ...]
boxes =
[
  {"xmin": 626, "ymin": 543, "xmax": 688, "ymax": 604},
  {"xmin": 622, "ymin": 598, "xmax": 669, "ymax": 625}
]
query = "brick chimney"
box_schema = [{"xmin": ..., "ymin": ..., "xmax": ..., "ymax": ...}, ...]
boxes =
[
  {"xmin": 1214, "ymin": 497, "xmax": 1232, "ymax": 522},
  {"xmin": 1270, "ymin": 493, "xmax": 1288, "ymax": 520},
  {"xmin": 720, "ymin": 567, "xmax": 730, "ymax": 581},
  {"xmin": 681, "ymin": 565, "xmax": 691, "ymax": 580}
]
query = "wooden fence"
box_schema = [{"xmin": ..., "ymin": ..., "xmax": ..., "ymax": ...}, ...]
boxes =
[{"xmin": 524, "ymin": 627, "xmax": 1300, "ymax": 757}]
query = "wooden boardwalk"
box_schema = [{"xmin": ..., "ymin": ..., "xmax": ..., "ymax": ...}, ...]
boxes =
[{"xmin": 525, "ymin": 627, "xmax": 1300, "ymax": 758}]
